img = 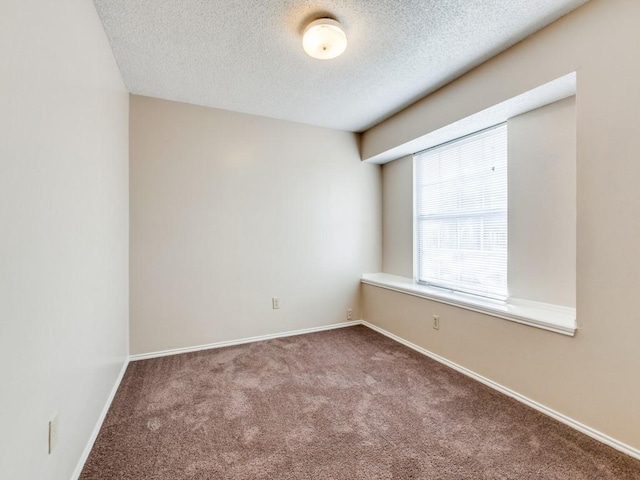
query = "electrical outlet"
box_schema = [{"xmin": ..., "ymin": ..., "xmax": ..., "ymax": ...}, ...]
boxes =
[
  {"xmin": 48, "ymin": 413, "xmax": 59, "ymax": 454},
  {"xmin": 272, "ymin": 297, "xmax": 280, "ymax": 309},
  {"xmin": 432, "ymin": 315, "xmax": 440, "ymax": 330},
  {"xmin": 347, "ymin": 308, "xmax": 353, "ymax": 320}
]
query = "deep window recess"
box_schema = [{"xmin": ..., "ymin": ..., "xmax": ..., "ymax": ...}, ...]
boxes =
[{"xmin": 415, "ymin": 124, "xmax": 508, "ymax": 300}]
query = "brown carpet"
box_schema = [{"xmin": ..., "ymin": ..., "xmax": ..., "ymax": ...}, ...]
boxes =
[{"xmin": 80, "ymin": 325, "xmax": 640, "ymax": 479}]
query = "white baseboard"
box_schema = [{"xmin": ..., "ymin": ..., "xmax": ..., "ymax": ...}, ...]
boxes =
[
  {"xmin": 360, "ymin": 320, "xmax": 640, "ymax": 461},
  {"xmin": 70, "ymin": 358, "xmax": 130, "ymax": 480},
  {"xmin": 129, "ymin": 321, "xmax": 362, "ymax": 362}
]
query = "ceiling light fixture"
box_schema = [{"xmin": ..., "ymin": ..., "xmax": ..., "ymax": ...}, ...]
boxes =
[{"xmin": 302, "ymin": 18, "xmax": 347, "ymax": 60}]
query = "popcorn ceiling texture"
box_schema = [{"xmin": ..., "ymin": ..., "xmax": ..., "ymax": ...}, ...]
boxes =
[
  {"xmin": 79, "ymin": 326, "xmax": 640, "ymax": 479},
  {"xmin": 92, "ymin": 0, "xmax": 588, "ymax": 132}
]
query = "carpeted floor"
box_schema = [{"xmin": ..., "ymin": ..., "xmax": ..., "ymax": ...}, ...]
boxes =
[{"xmin": 80, "ymin": 325, "xmax": 640, "ymax": 479}]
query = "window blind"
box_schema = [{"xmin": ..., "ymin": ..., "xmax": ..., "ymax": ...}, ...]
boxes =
[{"xmin": 414, "ymin": 124, "xmax": 508, "ymax": 300}]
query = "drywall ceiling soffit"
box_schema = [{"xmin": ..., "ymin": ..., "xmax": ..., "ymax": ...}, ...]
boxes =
[
  {"xmin": 93, "ymin": 0, "xmax": 589, "ymax": 132},
  {"xmin": 362, "ymin": 72, "xmax": 577, "ymax": 164}
]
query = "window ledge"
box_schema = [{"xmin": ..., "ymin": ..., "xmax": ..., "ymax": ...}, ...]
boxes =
[{"xmin": 361, "ymin": 273, "xmax": 576, "ymax": 336}]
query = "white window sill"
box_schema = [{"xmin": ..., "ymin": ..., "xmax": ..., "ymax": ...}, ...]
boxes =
[{"xmin": 361, "ymin": 273, "xmax": 576, "ymax": 336}]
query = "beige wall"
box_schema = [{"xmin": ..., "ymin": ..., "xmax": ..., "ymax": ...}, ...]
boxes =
[
  {"xmin": 363, "ymin": 0, "xmax": 640, "ymax": 450},
  {"xmin": 130, "ymin": 96, "xmax": 381, "ymax": 355},
  {"xmin": 382, "ymin": 155, "xmax": 413, "ymax": 278},
  {"xmin": 0, "ymin": 1, "xmax": 129, "ymax": 479},
  {"xmin": 508, "ymin": 97, "xmax": 576, "ymax": 306}
]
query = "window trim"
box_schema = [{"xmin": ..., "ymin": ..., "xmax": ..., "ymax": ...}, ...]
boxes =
[{"xmin": 361, "ymin": 273, "xmax": 576, "ymax": 336}]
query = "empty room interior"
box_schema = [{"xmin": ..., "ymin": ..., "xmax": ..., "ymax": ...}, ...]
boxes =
[{"xmin": 3, "ymin": 0, "xmax": 640, "ymax": 478}]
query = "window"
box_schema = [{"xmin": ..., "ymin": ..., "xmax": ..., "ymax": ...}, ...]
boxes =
[
  {"xmin": 363, "ymin": 94, "xmax": 576, "ymax": 335},
  {"xmin": 414, "ymin": 124, "xmax": 508, "ymax": 300}
]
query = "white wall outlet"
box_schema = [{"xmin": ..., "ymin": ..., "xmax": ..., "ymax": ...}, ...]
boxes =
[
  {"xmin": 432, "ymin": 315, "xmax": 440, "ymax": 330},
  {"xmin": 48, "ymin": 413, "xmax": 59, "ymax": 454},
  {"xmin": 272, "ymin": 297, "xmax": 280, "ymax": 309},
  {"xmin": 347, "ymin": 308, "xmax": 353, "ymax": 320}
]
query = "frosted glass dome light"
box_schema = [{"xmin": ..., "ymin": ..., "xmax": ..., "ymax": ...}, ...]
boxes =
[{"xmin": 302, "ymin": 18, "xmax": 347, "ymax": 60}]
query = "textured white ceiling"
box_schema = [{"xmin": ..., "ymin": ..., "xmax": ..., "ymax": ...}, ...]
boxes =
[{"xmin": 93, "ymin": 0, "xmax": 589, "ymax": 132}]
